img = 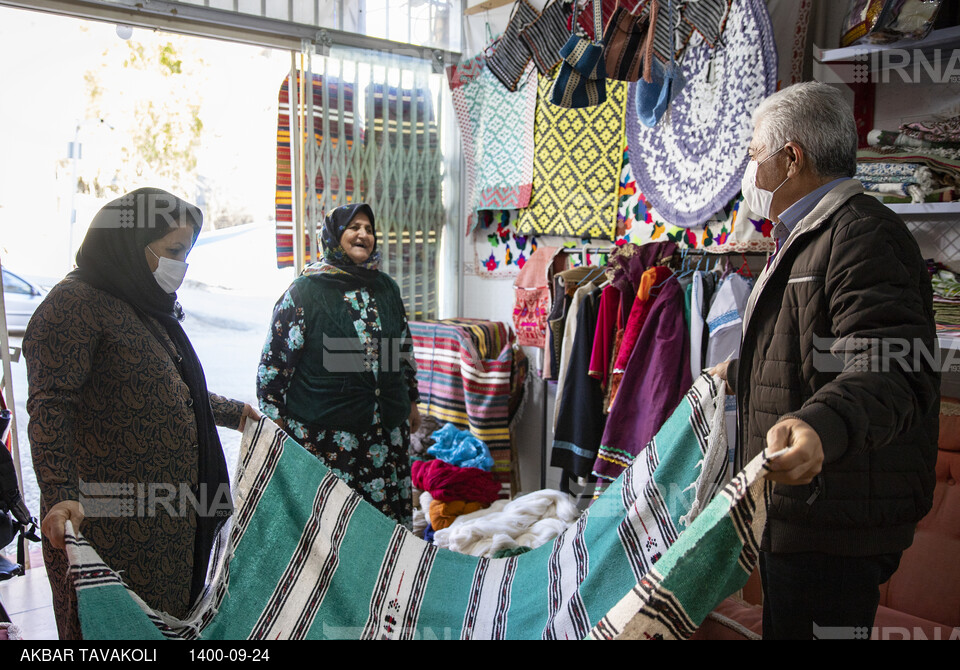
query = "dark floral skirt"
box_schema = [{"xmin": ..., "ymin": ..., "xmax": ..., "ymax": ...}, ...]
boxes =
[{"xmin": 284, "ymin": 409, "xmax": 412, "ymax": 528}]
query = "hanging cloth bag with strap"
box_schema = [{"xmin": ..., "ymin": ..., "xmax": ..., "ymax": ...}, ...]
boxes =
[
  {"xmin": 486, "ymin": 0, "xmax": 541, "ymax": 92},
  {"xmin": 635, "ymin": 0, "xmax": 686, "ymax": 127},
  {"xmin": 601, "ymin": 5, "xmax": 651, "ymax": 82},
  {"xmin": 550, "ymin": 0, "xmax": 607, "ymax": 109},
  {"xmin": 519, "ymin": 0, "xmax": 576, "ymax": 77}
]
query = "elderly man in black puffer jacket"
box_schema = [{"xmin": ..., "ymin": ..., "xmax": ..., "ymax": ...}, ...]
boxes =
[{"xmin": 712, "ymin": 82, "xmax": 940, "ymax": 640}]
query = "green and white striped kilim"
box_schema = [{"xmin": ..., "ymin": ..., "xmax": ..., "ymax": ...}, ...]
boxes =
[{"xmin": 66, "ymin": 373, "xmax": 770, "ymax": 640}]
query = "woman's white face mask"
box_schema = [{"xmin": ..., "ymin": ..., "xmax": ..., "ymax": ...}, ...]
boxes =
[
  {"xmin": 741, "ymin": 146, "xmax": 788, "ymax": 220},
  {"xmin": 148, "ymin": 245, "xmax": 189, "ymax": 293}
]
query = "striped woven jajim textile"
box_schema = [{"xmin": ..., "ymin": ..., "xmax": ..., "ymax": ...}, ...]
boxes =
[{"xmin": 66, "ymin": 373, "xmax": 770, "ymax": 640}]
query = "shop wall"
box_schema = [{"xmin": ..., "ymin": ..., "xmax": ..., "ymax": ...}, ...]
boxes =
[{"xmin": 462, "ymin": 273, "xmax": 560, "ymax": 495}]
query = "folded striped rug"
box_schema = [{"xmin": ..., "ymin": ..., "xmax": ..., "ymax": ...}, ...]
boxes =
[
  {"xmin": 66, "ymin": 373, "xmax": 770, "ymax": 640},
  {"xmin": 410, "ymin": 319, "xmax": 516, "ymax": 496}
]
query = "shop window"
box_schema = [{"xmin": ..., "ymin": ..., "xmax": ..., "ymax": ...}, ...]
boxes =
[{"xmin": 275, "ymin": 57, "xmax": 447, "ymax": 319}]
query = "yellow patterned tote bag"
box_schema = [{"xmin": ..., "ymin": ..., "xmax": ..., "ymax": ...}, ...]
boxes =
[{"xmin": 517, "ymin": 70, "xmax": 627, "ymax": 240}]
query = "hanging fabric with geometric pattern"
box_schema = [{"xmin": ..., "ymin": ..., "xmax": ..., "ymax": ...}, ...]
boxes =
[
  {"xmin": 472, "ymin": 64, "xmax": 537, "ymax": 216},
  {"xmin": 517, "ymin": 72, "xmax": 627, "ymax": 240},
  {"xmin": 447, "ymin": 46, "xmax": 537, "ymax": 235}
]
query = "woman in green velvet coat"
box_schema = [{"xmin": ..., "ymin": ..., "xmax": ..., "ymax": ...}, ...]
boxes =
[{"xmin": 257, "ymin": 203, "xmax": 421, "ymax": 527}]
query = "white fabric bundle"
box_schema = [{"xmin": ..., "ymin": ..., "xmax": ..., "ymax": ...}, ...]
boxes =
[
  {"xmin": 0, "ymin": 622, "xmax": 22, "ymax": 640},
  {"xmin": 432, "ymin": 489, "xmax": 581, "ymax": 558}
]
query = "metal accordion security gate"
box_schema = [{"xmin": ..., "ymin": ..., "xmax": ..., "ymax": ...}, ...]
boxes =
[{"xmin": 276, "ymin": 51, "xmax": 446, "ymax": 321}]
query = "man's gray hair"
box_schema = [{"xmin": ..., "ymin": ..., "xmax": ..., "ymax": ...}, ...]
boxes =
[{"xmin": 752, "ymin": 81, "xmax": 858, "ymax": 179}]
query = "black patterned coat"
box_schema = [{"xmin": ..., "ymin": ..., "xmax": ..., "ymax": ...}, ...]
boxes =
[{"xmin": 23, "ymin": 278, "xmax": 243, "ymax": 639}]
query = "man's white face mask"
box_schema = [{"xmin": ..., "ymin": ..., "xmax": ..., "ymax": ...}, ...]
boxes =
[
  {"xmin": 148, "ymin": 245, "xmax": 189, "ymax": 293},
  {"xmin": 741, "ymin": 146, "xmax": 788, "ymax": 220}
]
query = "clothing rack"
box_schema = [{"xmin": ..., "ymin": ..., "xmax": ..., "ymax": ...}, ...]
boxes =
[
  {"xmin": 554, "ymin": 245, "xmax": 773, "ymax": 270},
  {"xmin": 539, "ymin": 246, "xmax": 772, "ymax": 492}
]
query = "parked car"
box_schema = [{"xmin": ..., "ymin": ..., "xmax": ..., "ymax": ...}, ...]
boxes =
[{"xmin": 3, "ymin": 268, "xmax": 47, "ymax": 333}]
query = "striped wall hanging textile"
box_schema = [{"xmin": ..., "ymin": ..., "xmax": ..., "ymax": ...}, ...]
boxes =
[
  {"xmin": 574, "ymin": 1, "xmax": 730, "ymax": 65},
  {"xmin": 65, "ymin": 373, "xmax": 771, "ymax": 640},
  {"xmin": 516, "ymin": 71, "xmax": 626, "ymax": 240},
  {"xmin": 519, "ymin": 0, "xmax": 574, "ymax": 77},
  {"xmin": 274, "ymin": 67, "xmax": 444, "ymax": 321},
  {"xmin": 486, "ymin": 0, "xmax": 540, "ymax": 92},
  {"xmin": 275, "ymin": 73, "xmax": 359, "ymax": 268},
  {"xmin": 682, "ymin": 0, "xmax": 732, "ymax": 48},
  {"xmin": 601, "ymin": 6, "xmax": 651, "ymax": 82}
]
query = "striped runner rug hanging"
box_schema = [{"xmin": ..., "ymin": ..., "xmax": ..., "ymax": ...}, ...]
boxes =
[{"xmin": 275, "ymin": 73, "xmax": 359, "ymax": 268}]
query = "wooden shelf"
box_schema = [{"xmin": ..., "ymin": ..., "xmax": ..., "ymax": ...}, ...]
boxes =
[{"xmin": 464, "ymin": 0, "xmax": 515, "ymax": 16}]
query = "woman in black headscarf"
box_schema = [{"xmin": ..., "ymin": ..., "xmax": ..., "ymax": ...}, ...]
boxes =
[
  {"xmin": 257, "ymin": 203, "xmax": 420, "ymax": 527},
  {"xmin": 23, "ymin": 187, "xmax": 258, "ymax": 639}
]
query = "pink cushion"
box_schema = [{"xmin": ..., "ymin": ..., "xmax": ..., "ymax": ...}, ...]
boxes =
[{"xmin": 878, "ymin": 449, "xmax": 960, "ymax": 627}]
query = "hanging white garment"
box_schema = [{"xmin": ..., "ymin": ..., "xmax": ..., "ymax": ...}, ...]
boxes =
[{"xmin": 704, "ymin": 272, "xmax": 753, "ymax": 453}]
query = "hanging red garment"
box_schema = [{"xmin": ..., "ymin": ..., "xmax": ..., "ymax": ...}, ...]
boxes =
[
  {"xmin": 588, "ymin": 283, "xmax": 621, "ymax": 392},
  {"xmin": 593, "ymin": 275, "xmax": 692, "ymax": 484}
]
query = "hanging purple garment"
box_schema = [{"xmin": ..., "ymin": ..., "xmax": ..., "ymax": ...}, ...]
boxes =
[
  {"xmin": 592, "ymin": 275, "xmax": 692, "ymax": 483},
  {"xmin": 607, "ymin": 241, "xmax": 677, "ymax": 319}
]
